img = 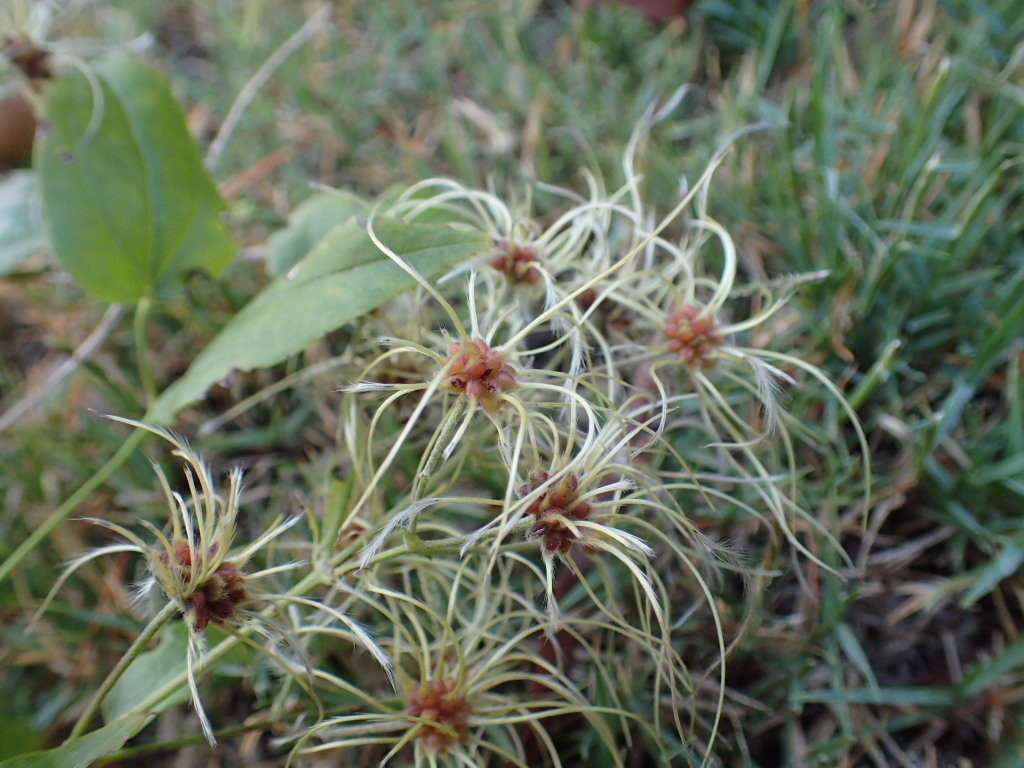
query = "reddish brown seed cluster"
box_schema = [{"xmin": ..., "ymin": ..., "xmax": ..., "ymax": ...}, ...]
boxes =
[
  {"xmin": 442, "ymin": 338, "xmax": 517, "ymax": 415},
  {"xmin": 488, "ymin": 241, "xmax": 542, "ymax": 284},
  {"xmin": 1, "ymin": 35, "xmax": 52, "ymax": 82},
  {"xmin": 405, "ymin": 677, "xmax": 472, "ymax": 753},
  {"xmin": 521, "ymin": 471, "xmax": 592, "ymax": 554},
  {"xmin": 662, "ymin": 305, "xmax": 720, "ymax": 368},
  {"xmin": 160, "ymin": 541, "xmax": 248, "ymax": 632}
]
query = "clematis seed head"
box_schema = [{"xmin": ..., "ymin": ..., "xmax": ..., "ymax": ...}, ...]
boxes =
[
  {"xmin": 442, "ymin": 337, "xmax": 517, "ymax": 415},
  {"xmin": 406, "ymin": 677, "xmax": 472, "ymax": 753},
  {"xmin": 488, "ymin": 241, "xmax": 542, "ymax": 284},
  {"xmin": 662, "ymin": 305, "xmax": 720, "ymax": 368}
]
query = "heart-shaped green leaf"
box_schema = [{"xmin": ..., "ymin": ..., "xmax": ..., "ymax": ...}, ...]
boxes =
[
  {"xmin": 0, "ymin": 171, "xmax": 44, "ymax": 276},
  {"xmin": 36, "ymin": 52, "xmax": 234, "ymax": 302}
]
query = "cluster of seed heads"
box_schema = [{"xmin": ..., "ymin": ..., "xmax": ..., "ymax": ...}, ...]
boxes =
[
  {"xmin": 488, "ymin": 241, "xmax": 542, "ymax": 284},
  {"xmin": 405, "ymin": 677, "xmax": 472, "ymax": 753},
  {"xmin": 2, "ymin": 34, "xmax": 52, "ymax": 82},
  {"xmin": 522, "ymin": 471, "xmax": 593, "ymax": 554},
  {"xmin": 442, "ymin": 337, "xmax": 517, "ymax": 415},
  {"xmin": 662, "ymin": 305, "xmax": 720, "ymax": 368},
  {"xmin": 159, "ymin": 541, "xmax": 247, "ymax": 633}
]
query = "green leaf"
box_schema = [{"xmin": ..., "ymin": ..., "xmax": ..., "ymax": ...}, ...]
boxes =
[
  {"xmin": 959, "ymin": 541, "xmax": 1024, "ymax": 607},
  {"xmin": 263, "ymin": 185, "xmax": 488, "ymax": 280},
  {"xmin": 960, "ymin": 632, "xmax": 1024, "ymax": 699},
  {"xmin": 36, "ymin": 52, "xmax": 234, "ymax": 302},
  {"xmin": 0, "ymin": 714, "xmax": 151, "ymax": 768},
  {"xmin": 148, "ymin": 218, "xmax": 490, "ymax": 424},
  {"xmin": 0, "ymin": 719, "xmax": 45, "ymax": 760},
  {"xmin": 834, "ymin": 622, "xmax": 880, "ymax": 698},
  {"xmin": 0, "ymin": 171, "xmax": 44, "ymax": 276},
  {"xmin": 265, "ymin": 191, "xmax": 369, "ymax": 278},
  {"xmin": 935, "ymin": 264, "xmax": 1024, "ymax": 444},
  {"xmin": 102, "ymin": 622, "xmax": 190, "ymax": 724}
]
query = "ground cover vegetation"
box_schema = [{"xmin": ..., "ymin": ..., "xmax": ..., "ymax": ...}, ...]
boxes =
[{"xmin": 0, "ymin": 1, "xmax": 1022, "ymax": 766}]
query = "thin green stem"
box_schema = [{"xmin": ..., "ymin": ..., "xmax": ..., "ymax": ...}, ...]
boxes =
[
  {"xmin": 847, "ymin": 338, "xmax": 901, "ymax": 410},
  {"xmin": 134, "ymin": 296, "xmax": 157, "ymax": 407},
  {"xmin": 409, "ymin": 397, "xmax": 467, "ymax": 543},
  {"xmin": 419, "ymin": 398, "xmax": 467, "ymax": 491},
  {"xmin": 0, "ymin": 427, "xmax": 147, "ymax": 584},
  {"xmin": 70, "ymin": 600, "xmax": 179, "ymax": 740}
]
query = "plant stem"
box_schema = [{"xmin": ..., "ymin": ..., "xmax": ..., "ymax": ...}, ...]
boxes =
[
  {"xmin": 69, "ymin": 599, "xmax": 179, "ymax": 740},
  {"xmin": 0, "ymin": 427, "xmax": 147, "ymax": 584},
  {"xmin": 419, "ymin": 398, "xmax": 467, "ymax": 489},
  {"xmin": 134, "ymin": 296, "xmax": 157, "ymax": 407},
  {"xmin": 408, "ymin": 397, "xmax": 467, "ymax": 544},
  {"xmin": 847, "ymin": 338, "xmax": 901, "ymax": 410}
]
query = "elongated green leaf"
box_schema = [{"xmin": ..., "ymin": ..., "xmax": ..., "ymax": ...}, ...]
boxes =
[
  {"xmin": 148, "ymin": 219, "xmax": 490, "ymax": 423},
  {"xmin": 959, "ymin": 542, "xmax": 1024, "ymax": 607},
  {"xmin": 0, "ymin": 719, "xmax": 45, "ymax": 760},
  {"xmin": 959, "ymin": 631, "xmax": 1024, "ymax": 699},
  {"xmin": 264, "ymin": 185, "xmax": 488, "ymax": 279},
  {"xmin": 834, "ymin": 622, "xmax": 880, "ymax": 698},
  {"xmin": 102, "ymin": 622, "xmax": 190, "ymax": 724},
  {"xmin": 36, "ymin": 52, "xmax": 233, "ymax": 302},
  {"xmin": 935, "ymin": 264, "xmax": 1024, "ymax": 443},
  {"xmin": 0, "ymin": 714, "xmax": 151, "ymax": 768},
  {"xmin": 265, "ymin": 191, "xmax": 369, "ymax": 278}
]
